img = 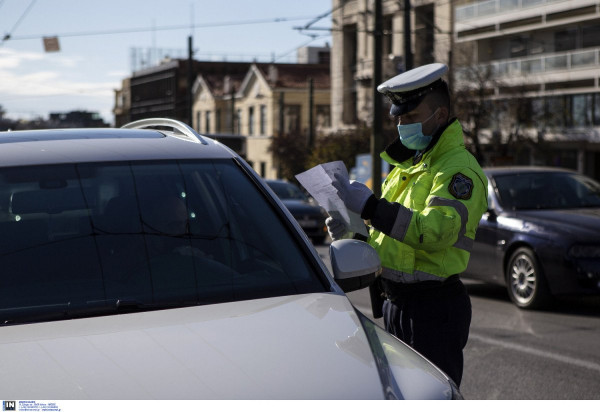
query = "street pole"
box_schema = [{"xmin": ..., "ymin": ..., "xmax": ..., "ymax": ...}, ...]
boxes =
[
  {"xmin": 278, "ymin": 92, "xmax": 285, "ymax": 137},
  {"xmin": 187, "ymin": 35, "xmax": 193, "ymax": 126},
  {"xmin": 371, "ymin": 0, "xmax": 383, "ymax": 198},
  {"xmin": 404, "ymin": 0, "xmax": 413, "ymax": 71},
  {"xmin": 230, "ymin": 86, "xmax": 236, "ymax": 134},
  {"xmin": 308, "ymin": 78, "xmax": 314, "ymax": 149}
]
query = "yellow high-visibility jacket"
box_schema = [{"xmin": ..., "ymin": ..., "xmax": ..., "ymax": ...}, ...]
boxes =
[{"xmin": 366, "ymin": 119, "xmax": 488, "ymax": 283}]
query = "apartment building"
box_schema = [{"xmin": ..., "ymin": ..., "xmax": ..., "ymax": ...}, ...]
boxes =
[
  {"xmin": 330, "ymin": 0, "xmax": 453, "ymax": 129},
  {"xmin": 454, "ymin": 0, "xmax": 600, "ymax": 177}
]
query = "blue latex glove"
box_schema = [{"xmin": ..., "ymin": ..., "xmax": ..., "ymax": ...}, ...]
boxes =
[
  {"xmin": 332, "ymin": 173, "xmax": 373, "ymax": 215},
  {"xmin": 325, "ymin": 216, "xmax": 353, "ymax": 241}
]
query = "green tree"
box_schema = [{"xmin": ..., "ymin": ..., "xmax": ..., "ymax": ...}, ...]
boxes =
[
  {"xmin": 308, "ymin": 126, "xmax": 372, "ymax": 170},
  {"xmin": 269, "ymin": 126, "xmax": 376, "ymax": 182},
  {"xmin": 268, "ymin": 130, "xmax": 311, "ymax": 182}
]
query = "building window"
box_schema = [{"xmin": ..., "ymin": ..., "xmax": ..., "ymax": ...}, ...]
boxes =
[
  {"xmin": 571, "ymin": 94, "xmax": 594, "ymax": 127},
  {"xmin": 215, "ymin": 109, "xmax": 221, "ymax": 133},
  {"xmin": 248, "ymin": 106, "xmax": 255, "ymax": 135},
  {"xmin": 316, "ymin": 105, "xmax": 331, "ymax": 129},
  {"xmin": 205, "ymin": 111, "xmax": 211, "ymax": 133},
  {"xmin": 236, "ymin": 109, "xmax": 242, "ymax": 135},
  {"xmin": 260, "ymin": 105, "xmax": 267, "ymax": 135},
  {"xmin": 382, "ymin": 16, "xmax": 393, "ymax": 58},
  {"xmin": 284, "ymin": 105, "xmax": 301, "ymax": 133},
  {"xmin": 196, "ymin": 111, "xmax": 201, "ymax": 132},
  {"xmin": 582, "ymin": 25, "xmax": 600, "ymax": 48},
  {"xmin": 594, "ymin": 94, "xmax": 600, "ymax": 126},
  {"xmin": 554, "ymin": 28, "xmax": 577, "ymax": 52},
  {"xmin": 260, "ymin": 162, "xmax": 266, "ymax": 177},
  {"xmin": 415, "ymin": 4, "xmax": 434, "ymax": 65},
  {"xmin": 509, "ymin": 36, "xmax": 528, "ymax": 58},
  {"xmin": 545, "ymin": 96, "xmax": 567, "ymax": 128}
]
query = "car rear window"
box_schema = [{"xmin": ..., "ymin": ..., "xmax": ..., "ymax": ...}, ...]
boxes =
[{"xmin": 0, "ymin": 160, "xmax": 327, "ymax": 324}]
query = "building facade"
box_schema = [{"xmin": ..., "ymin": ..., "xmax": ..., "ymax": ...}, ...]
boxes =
[
  {"xmin": 330, "ymin": 0, "xmax": 453, "ymax": 129},
  {"xmin": 113, "ymin": 49, "xmax": 331, "ymax": 180},
  {"xmin": 454, "ymin": 0, "xmax": 600, "ymax": 177},
  {"xmin": 192, "ymin": 63, "xmax": 331, "ymax": 179}
]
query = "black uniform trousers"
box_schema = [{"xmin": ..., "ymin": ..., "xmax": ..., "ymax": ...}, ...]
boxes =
[{"xmin": 381, "ymin": 275, "xmax": 471, "ymax": 387}]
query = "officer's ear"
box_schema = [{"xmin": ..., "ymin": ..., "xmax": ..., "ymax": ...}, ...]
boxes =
[{"xmin": 436, "ymin": 105, "xmax": 449, "ymax": 124}]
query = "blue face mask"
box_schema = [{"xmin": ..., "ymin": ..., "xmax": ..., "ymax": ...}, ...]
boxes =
[{"xmin": 397, "ymin": 109, "xmax": 439, "ymax": 151}]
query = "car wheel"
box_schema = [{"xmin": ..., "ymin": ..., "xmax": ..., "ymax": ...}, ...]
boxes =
[{"xmin": 505, "ymin": 247, "xmax": 551, "ymax": 309}]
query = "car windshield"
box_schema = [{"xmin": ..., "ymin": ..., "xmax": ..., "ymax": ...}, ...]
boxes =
[
  {"xmin": 0, "ymin": 160, "xmax": 327, "ymax": 325},
  {"xmin": 268, "ymin": 181, "xmax": 308, "ymax": 201},
  {"xmin": 494, "ymin": 171, "xmax": 600, "ymax": 210}
]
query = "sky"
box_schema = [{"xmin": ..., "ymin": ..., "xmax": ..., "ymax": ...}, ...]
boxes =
[{"xmin": 0, "ymin": 0, "xmax": 332, "ymax": 125}]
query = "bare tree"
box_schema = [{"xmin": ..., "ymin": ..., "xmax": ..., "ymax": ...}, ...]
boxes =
[{"xmin": 451, "ymin": 45, "xmax": 505, "ymax": 166}]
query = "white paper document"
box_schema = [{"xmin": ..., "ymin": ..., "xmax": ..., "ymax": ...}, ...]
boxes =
[{"xmin": 295, "ymin": 161, "xmax": 369, "ymax": 237}]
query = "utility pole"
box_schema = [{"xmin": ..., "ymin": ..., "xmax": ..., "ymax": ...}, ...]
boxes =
[
  {"xmin": 230, "ymin": 86, "xmax": 236, "ymax": 134},
  {"xmin": 371, "ymin": 0, "xmax": 383, "ymax": 198},
  {"xmin": 187, "ymin": 35, "xmax": 193, "ymax": 126},
  {"xmin": 308, "ymin": 78, "xmax": 314, "ymax": 149},
  {"xmin": 404, "ymin": 0, "xmax": 413, "ymax": 71},
  {"xmin": 278, "ymin": 92, "xmax": 285, "ymax": 137},
  {"xmin": 370, "ymin": 0, "xmax": 385, "ymax": 321},
  {"xmin": 448, "ymin": 0, "xmax": 455, "ymax": 95}
]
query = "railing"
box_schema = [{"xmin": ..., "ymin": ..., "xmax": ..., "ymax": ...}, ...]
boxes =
[
  {"xmin": 456, "ymin": 0, "xmax": 568, "ymax": 21},
  {"xmin": 455, "ymin": 47, "xmax": 600, "ymax": 81}
]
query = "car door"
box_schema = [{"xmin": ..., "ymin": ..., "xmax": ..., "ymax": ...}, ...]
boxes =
[{"xmin": 465, "ymin": 180, "xmax": 503, "ymax": 283}]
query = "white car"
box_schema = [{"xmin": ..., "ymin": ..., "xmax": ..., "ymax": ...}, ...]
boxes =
[{"xmin": 0, "ymin": 119, "xmax": 461, "ymax": 399}]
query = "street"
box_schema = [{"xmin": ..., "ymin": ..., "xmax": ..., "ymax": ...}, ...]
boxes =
[{"xmin": 314, "ymin": 243, "xmax": 600, "ymax": 400}]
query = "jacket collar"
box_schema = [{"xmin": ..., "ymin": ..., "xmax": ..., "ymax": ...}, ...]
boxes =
[{"xmin": 381, "ymin": 118, "xmax": 462, "ymax": 168}]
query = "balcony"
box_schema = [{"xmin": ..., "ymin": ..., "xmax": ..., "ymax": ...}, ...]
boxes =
[
  {"xmin": 456, "ymin": 0, "xmax": 567, "ymax": 22},
  {"xmin": 455, "ymin": 0, "xmax": 599, "ymax": 40},
  {"xmin": 455, "ymin": 46, "xmax": 600, "ymax": 90}
]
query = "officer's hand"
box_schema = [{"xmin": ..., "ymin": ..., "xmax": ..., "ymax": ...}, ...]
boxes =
[
  {"xmin": 332, "ymin": 173, "xmax": 373, "ymax": 215},
  {"xmin": 325, "ymin": 216, "xmax": 353, "ymax": 241}
]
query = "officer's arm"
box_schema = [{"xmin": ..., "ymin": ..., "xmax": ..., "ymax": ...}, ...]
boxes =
[{"xmin": 361, "ymin": 168, "xmax": 485, "ymax": 251}]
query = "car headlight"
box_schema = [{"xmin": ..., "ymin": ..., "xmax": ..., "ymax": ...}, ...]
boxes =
[{"xmin": 569, "ymin": 245, "xmax": 600, "ymax": 258}]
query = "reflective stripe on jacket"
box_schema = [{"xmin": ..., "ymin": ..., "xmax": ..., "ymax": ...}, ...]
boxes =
[{"xmin": 367, "ymin": 119, "xmax": 488, "ymax": 283}]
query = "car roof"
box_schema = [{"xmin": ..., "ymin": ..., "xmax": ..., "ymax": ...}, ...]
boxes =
[{"xmin": 0, "ymin": 125, "xmax": 237, "ymax": 168}]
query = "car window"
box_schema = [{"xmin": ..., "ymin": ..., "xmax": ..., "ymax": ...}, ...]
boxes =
[
  {"xmin": 0, "ymin": 160, "xmax": 327, "ymax": 324},
  {"xmin": 494, "ymin": 171, "xmax": 600, "ymax": 210}
]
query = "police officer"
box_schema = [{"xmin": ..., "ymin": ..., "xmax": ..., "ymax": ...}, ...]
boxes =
[{"xmin": 328, "ymin": 63, "xmax": 488, "ymax": 387}]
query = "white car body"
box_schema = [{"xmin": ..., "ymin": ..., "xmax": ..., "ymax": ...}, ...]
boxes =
[{"xmin": 0, "ymin": 293, "xmax": 451, "ymax": 400}]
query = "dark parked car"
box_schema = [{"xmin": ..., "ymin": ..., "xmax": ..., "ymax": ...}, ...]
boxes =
[
  {"xmin": 265, "ymin": 179, "xmax": 328, "ymax": 244},
  {"xmin": 463, "ymin": 166, "xmax": 600, "ymax": 309}
]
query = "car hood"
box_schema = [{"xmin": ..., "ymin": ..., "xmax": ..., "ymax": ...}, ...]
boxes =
[
  {"xmin": 0, "ymin": 293, "xmax": 450, "ymax": 400},
  {"xmin": 514, "ymin": 208, "xmax": 600, "ymax": 239},
  {"xmin": 280, "ymin": 199, "xmax": 323, "ymax": 214}
]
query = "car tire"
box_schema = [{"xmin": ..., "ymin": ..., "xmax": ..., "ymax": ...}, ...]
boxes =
[{"xmin": 505, "ymin": 247, "xmax": 552, "ymax": 310}]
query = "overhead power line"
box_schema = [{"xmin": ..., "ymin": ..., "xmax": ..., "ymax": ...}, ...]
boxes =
[
  {"xmin": 1, "ymin": 0, "xmax": 37, "ymax": 45},
  {"xmin": 2, "ymin": 15, "xmax": 327, "ymax": 42}
]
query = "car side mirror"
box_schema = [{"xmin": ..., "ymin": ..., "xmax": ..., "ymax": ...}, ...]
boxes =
[{"xmin": 330, "ymin": 239, "xmax": 381, "ymax": 293}]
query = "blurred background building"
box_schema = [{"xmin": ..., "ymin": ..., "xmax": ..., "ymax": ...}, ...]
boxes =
[{"xmin": 111, "ymin": 0, "xmax": 600, "ymax": 180}]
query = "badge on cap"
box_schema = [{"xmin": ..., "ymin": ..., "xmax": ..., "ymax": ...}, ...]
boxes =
[{"xmin": 448, "ymin": 173, "xmax": 473, "ymax": 200}]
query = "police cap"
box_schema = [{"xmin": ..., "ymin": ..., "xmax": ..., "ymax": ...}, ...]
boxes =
[{"xmin": 377, "ymin": 63, "xmax": 448, "ymax": 116}]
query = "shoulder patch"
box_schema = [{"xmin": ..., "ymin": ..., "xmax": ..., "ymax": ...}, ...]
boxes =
[{"xmin": 449, "ymin": 173, "xmax": 473, "ymax": 200}]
